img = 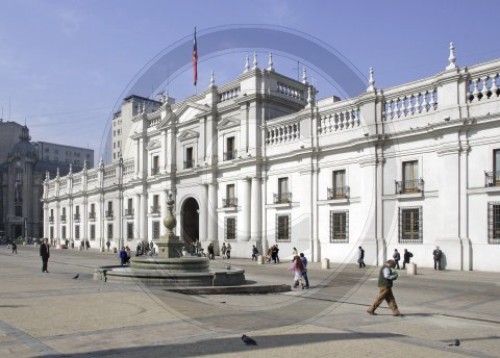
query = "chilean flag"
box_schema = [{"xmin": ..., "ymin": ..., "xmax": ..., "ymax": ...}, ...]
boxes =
[{"xmin": 192, "ymin": 27, "xmax": 198, "ymax": 86}]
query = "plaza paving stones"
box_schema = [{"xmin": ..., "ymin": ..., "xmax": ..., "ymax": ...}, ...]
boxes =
[{"xmin": 1, "ymin": 246, "xmax": 499, "ymax": 357}]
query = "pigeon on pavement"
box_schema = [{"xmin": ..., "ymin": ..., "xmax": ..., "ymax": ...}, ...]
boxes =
[
  {"xmin": 241, "ymin": 334, "xmax": 257, "ymax": 346},
  {"xmin": 448, "ymin": 338, "xmax": 460, "ymax": 347},
  {"xmin": 72, "ymin": 273, "xmax": 79, "ymax": 280}
]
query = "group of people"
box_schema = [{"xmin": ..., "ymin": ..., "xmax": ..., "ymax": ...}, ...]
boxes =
[
  {"xmin": 289, "ymin": 253, "xmax": 310, "ymax": 289},
  {"xmin": 220, "ymin": 242, "xmax": 232, "ymax": 259},
  {"xmin": 266, "ymin": 244, "xmax": 280, "ymax": 263},
  {"xmin": 119, "ymin": 246, "xmax": 132, "ymax": 266},
  {"xmin": 392, "ymin": 248, "xmax": 413, "ymax": 269}
]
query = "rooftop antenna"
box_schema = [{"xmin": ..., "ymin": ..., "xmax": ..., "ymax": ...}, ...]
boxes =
[{"xmin": 292, "ymin": 60, "xmax": 300, "ymax": 81}]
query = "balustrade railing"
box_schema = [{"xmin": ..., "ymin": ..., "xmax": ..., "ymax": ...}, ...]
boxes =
[
  {"xmin": 485, "ymin": 171, "xmax": 500, "ymax": 187},
  {"xmin": 73, "ymin": 214, "xmax": 80, "ymax": 222},
  {"xmin": 150, "ymin": 206, "xmax": 160, "ymax": 215},
  {"xmin": 125, "ymin": 209, "xmax": 134, "ymax": 217},
  {"xmin": 184, "ymin": 159, "xmax": 194, "ymax": 169},
  {"xmin": 273, "ymin": 192, "xmax": 292, "ymax": 204},
  {"xmin": 219, "ymin": 87, "xmax": 240, "ymax": 102},
  {"xmin": 266, "ymin": 120, "xmax": 300, "ymax": 145},
  {"xmin": 384, "ymin": 89, "xmax": 438, "ymax": 120},
  {"xmin": 223, "ymin": 150, "xmax": 237, "ymax": 161},
  {"xmin": 468, "ymin": 73, "xmax": 500, "ymax": 102},
  {"xmin": 105, "ymin": 210, "xmax": 114, "ymax": 219},
  {"xmin": 327, "ymin": 186, "xmax": 350, "ymax": 199},
  {"xmin": 318, "ymin": 106, "xmax": 360, "ymax": 134},
  {"xmin": 277, "ymin": 82, "xmax": 304, "ymax": 100},
  {"xmin": 223, "ymin": 198, "xmax": 238, "ymax": 207},
  {"xmin": 395, "ymin": 179, "xmax": 424, "ymax": 194},
  {"xmin": 60, "ymin": 215, "xmax": 66, "ymax": 223},
  {"xmin": 89, "ymin": 212, "xmax": 96, "ymax": 221}
]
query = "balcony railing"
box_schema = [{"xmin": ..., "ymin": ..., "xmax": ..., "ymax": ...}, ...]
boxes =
[
  {"xmin": 125, "ymin": 209, "xmax": 134, "ymax": 217},
  {"xmin": 485, "ymin": 171, "xmax": 500, "ymax": 187},
  {"xmin": 151, "ymin": 167, "xmax": 160, "ymax": 176},
  {"xmin": 105, "ymin": 210, "xmax": 114, "ymax": 219},
  {"xmin": 60, "ymin": 215, "xmax": 66, "ymax": 223},
  {"xmin": 150, "ymin": 206, "xmax": 160, "ymax": 215},
  {"xmin": 223, "ymin": 150, "xmax": 237, "ymax": 161},
  {"xmin": 223, "ymin": 197, "xmax": 238, "ymax": 207},
  {"xmin": 395, "ymin": 179, "xmax": 424, "ymax": 194},
  {"xmin": 89, "ymin": 212, "xmax": 96, "ymax": 221},
  {"xmin": 73, "ymin": 213, "xmax": 80, "ymax": 222},
  {"xmin": 184, "ymin": 159, "xmax": 194, "ymax": 169},
  {"xmin": 327, "ymin": 186, "xmax": 350, "ymax": 199},
  {"xmin": 273, "ymin": 192, "xmax": 292, "ymax": 204},
  {"xmin": 49, "ymin": 216, "xmax": 54, "ymax": 223}
]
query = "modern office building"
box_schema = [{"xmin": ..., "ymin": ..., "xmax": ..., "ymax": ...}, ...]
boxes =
[
  {"xmin": 42, "ymin": 49, "xmax": 500, "ymax": 271},
  {"xmin": 33, "ymin": 141, "xmax": 94, "ymax": 169}
]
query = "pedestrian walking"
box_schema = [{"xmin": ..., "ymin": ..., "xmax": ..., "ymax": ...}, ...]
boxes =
[
  {"xmin": 290, "ymin": 255, "xmax": 306, "ymax": 289},
  {"xmin": 226, "ymin": 243, "xmax": 232, "ymax": 259},
  {"xmin": 119, "ymin": 247, "xmax": 128, "ymax": 266},
  {"xmin": 300, "ymin": 253, "xmax": 310, "ymax": 288},
  {"xmin": 358, "ymin": 246, "xmax": 366, "ymax": 268},
  {"xmin": 40, "ymin": 238, "xmax": 50, "ymax": 273},
  {"xmin": 207, "ymin": 243, "xmax": 215, "ymax": 260},
  {"xmin": 433, "ymin": 246, "xmax": 443, "ymax": 270},
  {"xmin": 367, "ymin": 259, "xmax": 402, "ymax": 316},
  {"xmin": 221, "ymin": 243, "xmax": 227, "ymax": 259},
  {"xmin": 11, "ymin": 242, "xmax": 17, "ymax": 254},
  {"xmin": 393, "ymin": 249, "xmax": 401, "ymax": 269},
  {"xmin": 402, "ymin": 249, "xmax": 413, "ymax": 269},
  {"xmin": 251, "ymin": 245, "xmax": 259, "ymax": 261}
]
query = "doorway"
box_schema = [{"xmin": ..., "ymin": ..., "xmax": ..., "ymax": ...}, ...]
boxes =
[{"xmin": 181, "ymin": 197, "xmax": 199, "ymax": 249}]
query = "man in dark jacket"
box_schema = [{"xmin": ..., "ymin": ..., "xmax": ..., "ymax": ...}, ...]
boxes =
[
  {"xmin": 433, "ymin": 246, "xmax": 443, "ymax": 270},
  {"xmin": 367, "ymin": 259, "xmax": 402, "ymax": 316},
  {"xmin": 40, "ymin": 238, "xmax": 50, "ymax": 273}
]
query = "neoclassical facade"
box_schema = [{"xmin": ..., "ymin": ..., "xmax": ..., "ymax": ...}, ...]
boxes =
[{"xmin": 43, "ymin": 50, "xmax": 500, "ymax": 271}]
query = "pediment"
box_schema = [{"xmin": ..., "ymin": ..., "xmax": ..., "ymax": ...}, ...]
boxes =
[
  {"xmin": 146, "ymin": 139, "xmax": 161, "ymax": 151},
  {"xmin": 217, "ymin": 116, "xmax": 241, "ymax": 130},
  {"xmin": 175, "ymin": 102, "xmax": 210, "ymax": 123},
  {"xmin": 178, "ymin": 129, "xmax": 200, "ymax": 142}
]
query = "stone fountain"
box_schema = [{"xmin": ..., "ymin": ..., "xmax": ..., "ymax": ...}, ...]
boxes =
[{"xmin": 94, "ymin": 193, "xmax": 246, "ymax": 287}]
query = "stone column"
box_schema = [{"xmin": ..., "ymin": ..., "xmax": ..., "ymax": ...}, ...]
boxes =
[
  {"xmin": 207, "ymin": 183, "xmax": 217, "ymax": 243},
  {"xmin": 199, "ymin": 184, "xmax": 208, "ymax": 242},
  {"xmin": 135, "ymin": 194, "xmax": 141, "ymax": 241},
  {"xmin": 250, "ymin": 177, "xmax": 261, "ymax": 243},
  {"xmin": 140, "ymin": 192, "xmax": 148, "ymax": 241},
  {"xmin": 239, "ymin": 178, "xmax": 251, "ymax": 241}
]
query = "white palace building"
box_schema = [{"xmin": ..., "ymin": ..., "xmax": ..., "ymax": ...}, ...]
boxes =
[{"xmin": 43, "ymin": 47, "xmax": 500, "ymax": 272}]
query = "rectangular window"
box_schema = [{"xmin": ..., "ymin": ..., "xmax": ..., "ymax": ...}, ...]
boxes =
[
  {"xmin": 330, "ymin": 170, "xmax": 347, "ymax": 199},
  {"xmin": 330, "ymin": 210, "xmax": 349, "ymax": 242},
  {"xmin": 402, "ymin": 160, "xmax": 419, "ymax": 192},
  {"xmin": 224, "ymin": 136, "xmax": 236, "ymax": 160},
  {"xmin": 152, "ymin": 155, "xmax": 159, "ymax": 175},
  {"xmin": 225, "ymin": 217, "xmax": 237, "ymax": 240},
  {"xmin": 75, "ymin": 225, "xmax": 80, "ymax": 239},
  {"xmin": 106, "ymin": 201, "xmax": 113, "ymax": 218},
  {"xmin": 62, "ymin": 226, "xmax": 66, "ymax": 239},
  {"xmin": 151, "ymin": 195, "xmax": 160, "ymax": 214},
  {"xmin": 107, "ymin": 224, "xmax": 113, "ymax": 239},
  {"xmin": 399, "ymin": 206, "xmax": 423, "ymax": 243},
  {"xmin": 276, "ymin": 214, "xmax": 291, "ymax": 241},
  {"xmin": 50, "ymin": 227, "xmax": 54, "ymax": 239},
  {"xmin": 224, "ymin": 184, "xmax": 236, "ymax": 207},
  {"xmin": 153, "ymin": 221, "xmax": 160, "ymax": 240},
  {"xmin": 90, "ymin": 224, "xmax": 96, "ymax": 240},
  {"xmin": 185, "ymin": 147, "xmax": 193, "ymax": 168},
  {"xmin": 494, "ymin": 150, "xmax": 500, "ymax": 185},
  {"xmin": 488, "ymin": 202, "xmax": 500, "ymax": 244},
  {"xmin": 276, "ymin": 177, "xmax": 290, "ymax": 203},
  {"xmin": 127, "ymin": 223, "xmax": 134, "ymax": 240}
]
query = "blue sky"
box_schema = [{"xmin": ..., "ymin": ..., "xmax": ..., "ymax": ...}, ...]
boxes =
[{"xmin": 1, "ymin": 0, "xmax": 499, "ymax": 160}]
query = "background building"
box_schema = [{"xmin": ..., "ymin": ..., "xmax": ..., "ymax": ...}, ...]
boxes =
[
  {"xmin": 0, "ymin": 121, "xmax": 94, "ymax": 241},
  {"xmin": 33, "ymin": 142, "xmax": 94, "ymax": 168},
  {"xmin": 43, "ymin": 51, "xmax": 500, "ymax": 272}
]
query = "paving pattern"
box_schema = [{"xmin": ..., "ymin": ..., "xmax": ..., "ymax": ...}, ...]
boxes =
[{"xmin": 0, "ymin": 246, "xmax": 499, "ymax": 357}]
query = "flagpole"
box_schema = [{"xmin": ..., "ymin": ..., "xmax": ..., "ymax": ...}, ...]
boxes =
[{"xmin": 193, "ymin": 26, "xmax": 198, "ymax": 94}]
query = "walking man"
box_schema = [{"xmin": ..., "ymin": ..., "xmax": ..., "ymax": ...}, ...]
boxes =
[
  {"xmin": 299, "ymin": 253, "xmax": 310, "ymax": 289},
  {"xmin": 367, "ymin": 259, "xmax": 402, "ymax": 316},
  {"xmin": 393, "ymin": 249, "xmax": 401, "ymax": 269},
  {"xmin": 433, "ymin": 246, "xmax": 443, "ymax": 270},
  {"xmin": 358, "ymin": 246, "xmax": 366, "ymax": 268},
  {"xmin": 40, "ymin": 238, "xmax": 50, "ymax": 273}
]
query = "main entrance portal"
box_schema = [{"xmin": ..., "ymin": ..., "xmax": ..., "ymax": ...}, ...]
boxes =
[{"xmin": 181, "ymin": 198, "xmax": 199, "ymax": 248}]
